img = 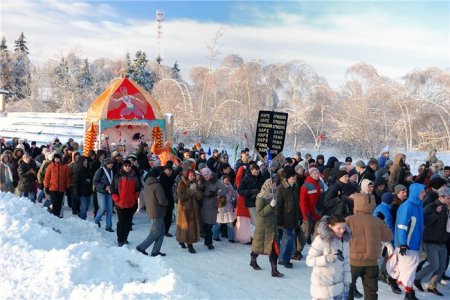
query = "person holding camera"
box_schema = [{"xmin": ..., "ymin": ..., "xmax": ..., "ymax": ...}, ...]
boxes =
[
  {"xmin": 346, "ymin": 193, "xmax": 393, "ymax": 299},
  {"xmin": 306, "ymin": 215, "xmax": 352, "ymax": 300}
]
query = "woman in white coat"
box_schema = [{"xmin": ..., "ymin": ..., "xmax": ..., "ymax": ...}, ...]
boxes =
[{"xmin": 306, "ymin": 215, "xmax": 352, "ymax": 300}]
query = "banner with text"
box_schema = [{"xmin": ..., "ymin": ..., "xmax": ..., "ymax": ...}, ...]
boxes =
[{"xmin": 254, "ymin": 110, "xmax": 288, "ymax": 158}]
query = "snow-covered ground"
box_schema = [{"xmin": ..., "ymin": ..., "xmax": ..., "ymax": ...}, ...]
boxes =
[{"xmin": 1, "ymin": 193, "xmax": 449, "ymax": 299}]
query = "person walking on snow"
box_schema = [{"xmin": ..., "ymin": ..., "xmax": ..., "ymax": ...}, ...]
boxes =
[{"xmin": 136, "ymin": 168, "xmax": 168, "ymax": 256}]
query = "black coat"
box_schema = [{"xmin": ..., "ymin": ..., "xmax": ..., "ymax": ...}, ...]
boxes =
[
  {"xmin": 423, "ymin": 200, "xmax": 450, "ymax": 245},
  {"xmin": 159, "ymin": 171, "xmax": 176, "ymax": 205},
  {"xmin": 71, "ymin": 160, "xmax": 93, "ymax": 197},
  {"xmin": 207, "ymin": 156, "xmax": 221, "ymax": 173},
  {"xmin": 238, "ymin": 174, "xmax": 263, "ymax": 208},
  {"xmin": 275, "ymin": 181, "xmax": 300, "ymax": 229}
]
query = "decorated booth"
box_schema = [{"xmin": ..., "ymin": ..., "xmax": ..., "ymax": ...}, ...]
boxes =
[{"xmin": 83, "ymin": 77, "xmax": 165, "ymax": 157}]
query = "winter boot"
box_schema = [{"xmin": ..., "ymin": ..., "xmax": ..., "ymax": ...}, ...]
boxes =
[
  {"xmin": 350, "ymin": 284, "xmax": 363, "ymax": 298},
  {"xmin": 404, "ymin": 290, "xmax": 419, "ymax": 300},
  {"xmin": 187, "ymin": 244, "xmax": 196, "ymax": 254},
  {"xmin": 387, "ymin": 276, "xmax": 402, "ymax": 294},
  {"xmin": 179, "ymin": 242, "xmax": 187, "ymax": 249},
  {"xmin": 271, "ymin": 261, "xmax": 284, "ymax": 277},
  {"xmin": 250, "ymin": 253, "xmax": 262, "ymax": 270},
  {"xmin": 414, "ymin": 279, "xmax": 424, "ymax": 292}
]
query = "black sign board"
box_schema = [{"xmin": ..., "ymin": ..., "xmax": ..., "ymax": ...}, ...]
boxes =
[{"xmin": 254, "ymin": 110, "xmax": 288, "ymax": 158}]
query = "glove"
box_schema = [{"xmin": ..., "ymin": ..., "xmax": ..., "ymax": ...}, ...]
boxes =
[
  {"xmin": 399, "ymin": 245, "xmax": 409, "ymax": 256},
  {"xmin": 189, "ymin": 183, "xmax": 197, "ymax": 191},
  {"xmin": 382, "ymin": 246, "xmax": 387, "ymax": 257},
  {"xmin": 376, "ymin": 211, "xmax": 385, "ymax": 221},
  {"xmin": 335, "ymin": 249, "xmax": 344, "ymax": 261},
  {"xmin": 270, "ymin": 199, "xmax": 276, "ymax": 207},
  {"xmin": 44, "ymin": 188, "xmax": 50, "ymax": 195},
  {"xmin": 208, "ymin": 190, "xmax": 217, "ymax": 198},
  {"xmin": 425, "ymin": 161, "xmax": 430, "ymax": 168},
  {"xmin": 325, "ymin": 252, "xmax": 337, "ymax": 263}
]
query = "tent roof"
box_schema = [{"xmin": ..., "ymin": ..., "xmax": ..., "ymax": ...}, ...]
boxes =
[{"xmin": 86, "ymin": 77, "xmax": 163, "ymax": 123}]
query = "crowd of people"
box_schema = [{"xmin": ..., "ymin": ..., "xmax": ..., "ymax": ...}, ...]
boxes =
[{"xmin": 1, "ymin": 137, "xmax": 450, "ymax": 300}]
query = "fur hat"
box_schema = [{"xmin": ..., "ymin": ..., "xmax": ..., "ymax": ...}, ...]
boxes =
[
  {"xmin": 111, "ymin": 151, "xmax": 121, "ymax": 158},
  {"xmin": 16, "ymin": 144, "xmax": 25, "ymax": 150},
  {"xmin": 53, "ymin": 153, "xmax": 62, "ymax": 161},
  {"xmin": 437, "ymin": 186, "xmax": 450, "ymax": 197},
  {"xmin": 198, "ymin": 162, "xmax": 207, "ymax": 171},
  {"xmin": 200, "ymin": 167, "xmax": 213, "ymax": 177},
  {"xmin": 381, "ymin": 192, "xmax": 394, "ymax": 205}
]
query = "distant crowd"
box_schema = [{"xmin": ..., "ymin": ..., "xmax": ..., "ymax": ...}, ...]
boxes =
[{"xmin": 1, "ymin": 136, "xmax": 449, "ymax": 300}]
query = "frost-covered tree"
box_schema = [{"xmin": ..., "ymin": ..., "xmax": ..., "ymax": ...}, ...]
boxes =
[
  {"xmin": 0, "ymin": 37, "xmax": 13, "ymax": 94},
  {"xmin": 14, "ymin": 32, "xmax": 29, "ymax": 54},
  {"xmin": 170, "ymin": 61, "xmax": 181, "ymax": 80},
  {"xmin": 78, "ymin": 58, "xmax": 92, "ymax": 88},
  {"xmin": 128, "ymin": 50, "xmax": 155, "ymax": 92}
]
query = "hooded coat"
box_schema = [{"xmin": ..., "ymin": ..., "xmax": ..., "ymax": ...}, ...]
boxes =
[
  {"xmin": 176, "ymin": 176, "xmax": 202, "ymax": 244},
  {"xmin": 395, "ymin": 183, "xmax": 425, "ymax": 251},
  {"xmin": 346, "ymin": 193, "xmax": 392, "ymax": 266},
  {"xmin": 306, "ymin": 216, "xmax": 352, "ymax": 299},
  {"xmin": 252, "ymin": 179, "xmax": 278, "ymax": 255},
  {"xmin": 0, "ymin": 153, "xmax": 14, "ymax": 192},
  {"xmin": 388, "ymin": 153, "xmax": 408, "ymax": 192}
]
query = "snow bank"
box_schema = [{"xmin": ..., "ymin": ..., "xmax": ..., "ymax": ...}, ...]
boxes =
[{"xmin": 0, "ymin": 192, "xmax": 207, "ymax": 300}]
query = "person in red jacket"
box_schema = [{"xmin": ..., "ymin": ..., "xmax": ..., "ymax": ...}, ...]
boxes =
[
  {"xmin": 300, "ymin": 167, "xmax": 323, "ymax": 248},
  {"xmin": 111, "ymin": 160, "xmax": 142, "ymax": 247},
  {"xmin": 44, "ymin": 153, "xmax": 71, "ymax": 217}
]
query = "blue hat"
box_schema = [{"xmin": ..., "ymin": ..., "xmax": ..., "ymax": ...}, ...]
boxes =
[{"xmin": 381, "ymin": 192, "xmax": 394, "ymax": 205}]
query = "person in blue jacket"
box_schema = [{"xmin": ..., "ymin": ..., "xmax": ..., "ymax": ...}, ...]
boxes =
[{"xmin": 394, "ymin": 183, "xmax": 425, "ymax": 300}]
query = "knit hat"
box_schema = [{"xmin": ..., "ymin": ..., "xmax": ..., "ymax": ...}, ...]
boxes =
[
  {"xmin": 182, "ymin": 160, "xmax": 192, "ymax": 171},
  {"xmin": 343, "ymin": 184, "xmax": 358, "ymax": 197},
  {"xmin": 308, "ymin": 167, "xmax": 319, "ymax": 175},
  {"xmin": 200, "ymin": 167, "xmax": 213, "ymax": 177},
  {"xmin": 437, "ymin": 186, "xmax": 450, "ymax": 197},
  {"xmin": 394, "ymin": 184, "xmax": 407, "ymax": 194},
  {"xmin": 147, "ymin": 167, "xmax": 160, "ymax": 178},
  {"xmin": 103, "ymin": 157, "xmax": 114, "ymax": 165},
  {"xmin": 295, "ymin": 164, "xmax": 305, "ymax": 172},
  {"xmin": 337, "ymin": 169, "xmax": 348, "ymax": 180},
  {"xmin": 428, "ymin": 176, "xmax": 447, "ymax": 190},
  {"xmin": 122, "ymin": 159, "xmax": 132, "ymax": 166},
  {"xmin": 348, "ymin": 168, "xmax": 358, "ymax": 177},
  {"xmin": 16, "ymin": 144, "xmax": 25, "ymax": 150},
  {"xmin": 381, "ymin": 192, "xmax": 394, "ymax": 205},
  {"xmin": 269, "ymin": 160, "xmax": 280, "ymax": 169},
  {"xmin": 345, "ymin": 156, "xmax": 352, "ymax": 163},
  {"xmin": 283, "ymin": 166, "xmax": 296, "ymax": 179},
  {"xmin": 355, "ymin": 160, "xmax": 366, "ymax": 168},
  {"xmin": 111, "ymin": 151, "xmax": 121, "ymax": 158},
  {"xmin": 53, "ymin": 153, "xmax": 62, "ymax": 161},
  {"xmin": 198, "ymin": 162, "xmax": 207, "ymax": 171},
  {"xmin": 295, "ymin": 151, "xmax": 302, "ymax": 157}
]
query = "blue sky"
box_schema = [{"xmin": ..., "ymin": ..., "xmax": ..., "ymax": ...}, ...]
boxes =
[{"xmin": 1, "ymin": 0, "xmax": 449, "ymax": 87}]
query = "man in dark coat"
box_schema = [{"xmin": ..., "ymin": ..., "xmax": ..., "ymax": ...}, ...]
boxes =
[
  {"xmin": 159, "ymin": 164, "xmax": 179, "ymax": 237},
  {"xmin": 276, "ymin": 166, "xmax": 300, "ymax": 269},
  {"xmin": 238, "ymin": 164, "xmax": 263, "ymax": 225},
  {"xmin": 207, "ymin": 149, "xmax": 221, "ymax": 173}
]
